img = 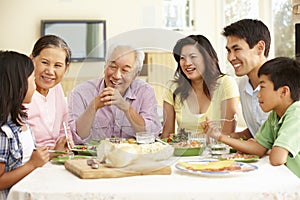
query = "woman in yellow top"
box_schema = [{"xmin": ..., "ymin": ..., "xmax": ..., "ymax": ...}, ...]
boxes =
[{"xmin": 161, "ymin": 35, "xmax": 239, "ymax": 138}]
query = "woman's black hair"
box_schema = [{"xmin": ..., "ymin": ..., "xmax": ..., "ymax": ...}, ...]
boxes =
[
  {"xmin": 31, "ymin": 35, "xmax": 72, "ymax": 67},
  {"xmin": 172, "ymin": 35, "xmax": 224, "ymax": 103},
  {"xmin": 0, "ymin": 51, "xmax": 34, "ymax": 131}
]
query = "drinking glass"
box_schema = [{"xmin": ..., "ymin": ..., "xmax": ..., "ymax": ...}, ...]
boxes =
[
  {"xmin": 187, "ymin": 131, "xmax": 206, "ymax": 146},
  {"xmin": 135, "ymin": 132, "xmax": 155, "ymax": 144},
  {"xmin": 207, "ymin": 120, "xmax": 230, "ymax": 156}
]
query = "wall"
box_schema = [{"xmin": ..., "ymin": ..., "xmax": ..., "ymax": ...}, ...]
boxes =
[
  {"xmin": 0, "ymin": 1, "xmax": 223, "ymax": 53},
  {"xmin": 0, "ymin": 0, "xmax": 225, "ymax": 95},
  {"xmin": 1, "ymin": 0, "xmax": 250, "ymax": 128}
]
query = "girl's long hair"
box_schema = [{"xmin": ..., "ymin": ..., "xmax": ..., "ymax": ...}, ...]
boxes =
[{"xmin": 0, "ymin": 51, "xmax": 34, "ymax": 130}]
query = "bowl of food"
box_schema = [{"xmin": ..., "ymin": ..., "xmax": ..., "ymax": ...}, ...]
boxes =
[{"xmin": 173, "ymin": 141, "xmax": 204, "ymax": 156}]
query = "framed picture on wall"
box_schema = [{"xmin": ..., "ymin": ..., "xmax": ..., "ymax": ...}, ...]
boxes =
[{"xmin": 41, "ymin": 20, "xmax": 106, "ymax": 62}]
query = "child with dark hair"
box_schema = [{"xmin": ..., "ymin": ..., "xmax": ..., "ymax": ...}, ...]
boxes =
[
  {"xmin": 0, "ymin": 51, "xmax": 49, "ymax": 199},
  {"xmin": 206, "ymin": 57, "xmax": 300, "ymax": 178}
]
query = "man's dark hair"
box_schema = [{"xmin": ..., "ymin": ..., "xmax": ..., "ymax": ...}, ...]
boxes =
[{"xmin": 222, "ymin": 19, "xmax": 271, "ymax": 57}]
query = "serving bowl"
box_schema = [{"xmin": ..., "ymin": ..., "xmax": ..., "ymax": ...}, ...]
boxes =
[
  {"xmin": 173, "ymin": 146, "xmax": 204, "ymax": 156},
  {"xmin": 173, "ymin": 141, "xmax": 204, "ymax": 156}
]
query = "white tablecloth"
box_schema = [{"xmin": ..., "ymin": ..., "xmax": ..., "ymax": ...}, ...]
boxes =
[{"xmin": 7, "ymin": 156, "xmax": 300, "ymax": 200}]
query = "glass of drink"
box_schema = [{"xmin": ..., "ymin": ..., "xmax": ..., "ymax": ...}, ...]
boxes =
[
  {"xmin": 207, "ymin": 120, "xmax": 230, "ymax": 156},
  {"xmin": 135, "ymin": 132, "xmax": 155, "ymax": 144}
]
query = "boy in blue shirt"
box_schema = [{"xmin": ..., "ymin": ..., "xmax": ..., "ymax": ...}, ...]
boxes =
[{"xmin": 206, "ymin": 57, "xmax": 300, "ymax": 178}]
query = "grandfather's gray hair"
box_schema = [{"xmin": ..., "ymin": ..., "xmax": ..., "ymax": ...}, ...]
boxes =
[{"xmin": 105, "ymin": 44, "xmax": 145, "ymax": 74}]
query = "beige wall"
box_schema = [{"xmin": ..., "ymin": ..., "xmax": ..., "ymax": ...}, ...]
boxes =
[
  {"xmin": 0, "ymin": 0, "xmax": 225, "ymax": 93},
  {"xmin": 0, "ymin": 0, "xmax": 159, "ymax": 53},
  {"xmin": 0, "ymin": 0, "xmax": 223, "ymax": 57}
]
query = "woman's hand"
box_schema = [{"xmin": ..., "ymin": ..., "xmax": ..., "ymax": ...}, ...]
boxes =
[
  {"xmin": 201, "ymin": 118, "xmax": 222, "ymax": 141},
  {"xmin": 54, "ymin": 136, "xmax": 69, "ymax": 152}
]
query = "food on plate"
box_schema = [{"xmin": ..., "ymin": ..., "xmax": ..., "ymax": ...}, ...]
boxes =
[
  {"xmin": 173, "ymin": 141, "xmax": 202, "ymax": 148},
  {"xmin": 229, "ymin": 147, "xmax": 237, "ymax": 153},
  {"xmin": 51, "ymin": 155, "xmax": 92, "ymax": 164},
  {"xmin": 177, "ymin": 160, "xmax": 241, "ymax": 172},
  {"xmin": 97, "ymin": 140, "xmax": 174, "ymax": 168},
  {"xmin": 176, "ymin": 160, "xmax": 258, "ymax": 176},
  {"xmin": 173, "ymin": 141, "xmax": 203, "ymax": 156},
  {"xmin": 161, "ymin": 128, "xmax": 190, "ymax": 144},
  {"xmin": 219, "ymin": 153, "xmax": 259, "ymax": 162},
  {"xmin": 127, "ymin": 138, "xmax": 137, "ymax": 144},
  {"xmin": 72, "ymin": 145, "xmax": 97, "ymax": 156},
  {"xmin": 76, "ymin": 146, "xmax": 87, "ymax": 150},
  {"xmin": 209, "ymin": 143, "xmax": 229, "ymax": 155},
  {"xmin": 139, "ymin": 142, "xmax": 174, "ymax": 161}
]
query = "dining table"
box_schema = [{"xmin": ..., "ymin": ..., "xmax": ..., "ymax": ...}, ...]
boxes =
[{"xmin": 7, "ymin": 154, "xmax": 300, "ymax": 200}]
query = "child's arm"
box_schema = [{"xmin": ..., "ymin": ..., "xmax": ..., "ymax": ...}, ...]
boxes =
[
  {"xmin": 229, "ymin": 128, "xmax": 253, "ymax": 140},
  {"xmin": 0, "ymin": 146, "xmax": 49, "ymax": 190},
  {"xmin": 206, "ymin": 124, "xmax": 268, "ymax": 157},
  {"xmin": 218, "ymin": 135, "xmax": 268, "ymax": 157},
  {"xmin": 269, "ymin": 146, "xmax": 289, "ymax": 166}
]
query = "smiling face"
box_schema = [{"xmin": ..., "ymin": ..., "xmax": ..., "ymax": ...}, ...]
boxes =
[
  {"xmin": 257, "ymin": 74, "xmax": 282, "ymax": 113},
  {"xmin": 179, "ymin": 44, "xmax": 205, "ymax": 81},
  {"xmin": 104, "ymin": 48, "xmax": 136, "ymax": 95},
  {"xmin": 32, "ymin": 47, "xmax": 68, "ymax": 96},
  {"xmin": 226, "ymin": 35, "xmax": 262, "ymax": 77}
]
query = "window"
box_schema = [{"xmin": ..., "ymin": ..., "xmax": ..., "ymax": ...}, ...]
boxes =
[
  {"xmin": 224, "ymin": 0, "xmax": 259, "ymax": 24},
  {"xmin": 272, "ymin": 0, "xmax": 293, "ymax": 57},
  {"xmin": 224, "ymin": 0, "xmax": 293, "ymax": 58},
  {"xmin": 163, "ymin": 0, "xmax": 193, "ymax": 30}
]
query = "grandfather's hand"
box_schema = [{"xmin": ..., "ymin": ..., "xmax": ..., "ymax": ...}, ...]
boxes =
[{"xmin": 99, "ymin": 87, "xmax": 130, "ymax": 111}]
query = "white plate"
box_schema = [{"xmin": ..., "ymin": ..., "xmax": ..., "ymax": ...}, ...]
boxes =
[{"xmin": 175, "ymin": 159, "xmax": 258, "ymax": 177}]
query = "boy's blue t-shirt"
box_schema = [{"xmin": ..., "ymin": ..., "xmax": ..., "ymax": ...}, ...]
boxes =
[{"xmin": 255, "ymin": 101, "xmax": 300, "ymax": 178}]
